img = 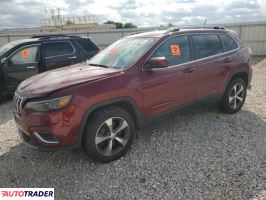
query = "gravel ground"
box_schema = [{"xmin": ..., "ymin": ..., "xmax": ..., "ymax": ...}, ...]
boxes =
[{"xmin": 0, "ymin": 64, "xmax": 266, "ymax": 200}]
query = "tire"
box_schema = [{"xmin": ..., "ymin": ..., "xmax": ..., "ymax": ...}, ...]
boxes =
[
  {"xmin": 82, "ymin": 106, "xmax": 135, "ymax": 163},
  {"xmin": 220, "ymin": 78, "xmax": 247, "ymax": 114}
]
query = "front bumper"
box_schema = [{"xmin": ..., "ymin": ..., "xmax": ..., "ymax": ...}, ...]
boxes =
[
  {"xmin": 18, "ymin": 130, "xmax": 79, "ymax": 151},
  {"xmin": 14, "ymin": 103, "xmax": 84, "ymax": 150}
]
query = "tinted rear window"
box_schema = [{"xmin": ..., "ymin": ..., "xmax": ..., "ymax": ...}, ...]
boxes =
[
  {"xmin": 219, "ymin": 34, "xmax": 238, "ymax": 52},
  {"xmin": 192, "ymin": 34, "xmax": 223, "ymax": 60},
  {"xmin": 43, "ymin": 41, "xmax": 74, "ymax": 57},
  {"xmin": 77, "ymin": 38, "xmax": 99, "ymax": 52}
]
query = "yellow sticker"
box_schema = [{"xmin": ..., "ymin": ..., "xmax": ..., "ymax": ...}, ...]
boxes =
[
  {"xmin": 170, "ymin": 45, "xmax": 180, "ymax": 56},
  {"xmin": 21, "ymin": 49, "xmax": 30, "ymax": 58}
]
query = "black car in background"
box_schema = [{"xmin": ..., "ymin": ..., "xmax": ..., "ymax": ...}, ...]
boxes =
[{"xmin": 0, "ymin": 34, "xmax": 99, "ymax": 101}]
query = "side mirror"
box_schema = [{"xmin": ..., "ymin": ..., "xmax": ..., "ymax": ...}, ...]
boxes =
[{"xmin": 144, "ymin": 57, "xmax": 169, "ymax": 70}]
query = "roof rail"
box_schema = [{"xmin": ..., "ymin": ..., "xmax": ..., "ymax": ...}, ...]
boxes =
[
  {"xmin": 31, "ymin": 34, "xmax": 80, "ymax": 39},
  {"xmin": 127, "ymin": 31, "xmax": 145, "ymax": 36},
  {"xmin": 165, "ymin": 26, "xmax": 225, "ymax": 34}
]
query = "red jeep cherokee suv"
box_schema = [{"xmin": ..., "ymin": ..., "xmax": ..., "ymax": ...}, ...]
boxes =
[{"xmin": 14, "ymin": 27, "xmax": 252, "ymax": 163}]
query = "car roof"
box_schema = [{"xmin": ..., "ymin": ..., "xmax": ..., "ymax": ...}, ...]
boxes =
[
  {"xmin": 8, "ymin": 38, "xmax": 40, "ymax": 45},
  {"xmin": 7, "ymin": 36, "xmax": 82, "ymax": 45}
]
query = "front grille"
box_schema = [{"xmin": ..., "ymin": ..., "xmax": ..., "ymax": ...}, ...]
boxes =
[{"xmin": 13, "ymin": 93, "xmax": 24, "ymax": 114}]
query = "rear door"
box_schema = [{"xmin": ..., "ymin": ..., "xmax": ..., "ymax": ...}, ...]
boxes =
[
  {"xmin": 4, "ymin": 44, "xmax": 40, "ymax": 92},
  {"xmin": 141, "ymin": 35, "xmax": 196, "ymax": 117},
  {"xmin": 190, "ymin": 34, "xmax": 226, "ymax": 100},
  {"xmin": 43, "ymin": 41, "xmax": 76, "ymax": 71}
]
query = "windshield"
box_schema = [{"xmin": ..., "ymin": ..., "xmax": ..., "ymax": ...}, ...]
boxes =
[
  {"xmin": 0, "ymin": 43, "xmax": 14, "ymax": 56},
  {"xmin": 0, "ymin": 39, "xmax": 33, "ymax": 57},
  {"xmin": 88, "ymin": 37, "xmax": 158, "ymax": 69}
]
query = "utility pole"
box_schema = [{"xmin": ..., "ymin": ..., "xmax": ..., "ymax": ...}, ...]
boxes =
[{"xmin": 45, "ymin": 7, "xmax": 62, "ymax": 29}]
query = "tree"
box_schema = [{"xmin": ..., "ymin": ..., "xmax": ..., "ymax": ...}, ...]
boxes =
[
  {"xmin": 168, "ymin": 23, "xmax": 174, "ymax": 27},
  {"xmin": 66, "ymin": 20, "xmax": 75, "ymax": 25},
  {"xmin": 104, "ymin": 21, "xmax": 137, "ymax": 29},
  {"xmin": 123, "ymin": 23, "xmax": 137, "ymax": 29},
  {"xmin": 104, "ymin": 20, "xmax": 123, "ymax": 29}
]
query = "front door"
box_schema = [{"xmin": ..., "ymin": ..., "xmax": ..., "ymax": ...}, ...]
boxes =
[
  {"xmin": 141, "ymin": 35, "xmax": 196, "ymax": 118},
  {"xmin": 4, "ymin": 45, "xmax": 40, "ymax": 92}
]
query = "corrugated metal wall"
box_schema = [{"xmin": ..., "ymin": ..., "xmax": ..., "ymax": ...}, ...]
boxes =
[
  {"xmin": 224, "ymin": 22, "xmax": 266, "ymax": 56},
  {"xmin": 1, "ymin": 22, "xmax": 266, "ymax": 55}
]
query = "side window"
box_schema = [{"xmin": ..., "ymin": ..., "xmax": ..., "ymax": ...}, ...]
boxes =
[
  {"xmin": 219, "ymin": 34, "xmax": 238, "ymax": 52},
  {"xmin": 151, "ymin": 35, "xmax": 190, "ymax": 66},
  {"xmin": 43, "ymin": 42, "xmax": 74, "ymax": 58},
  {"xmin": 77, "ymin": 38, "xmax": 99, "ymax": 52},
  {"xmin": 192, "ymin": 34, "xmax": 223, "ymax": 60},
  {"xmin": 10, "ymin": 46, "xmax": 39, "ymax": 64}
]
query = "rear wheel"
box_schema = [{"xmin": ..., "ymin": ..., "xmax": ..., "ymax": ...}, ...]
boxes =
[
  {"xmin": 83, "ymin": 106, "xmax": 135, "ymax": 163},
  {"xmin": 220, "ymin": 78, "xmax": 247, "ymax": 114}
]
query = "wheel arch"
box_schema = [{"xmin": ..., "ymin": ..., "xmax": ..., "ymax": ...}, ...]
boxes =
[
  {"xmin": 76, "ymin": 97, "xmax": 144, "ymax": 146},
  {"xmin": 224, "ymin": 70, "xmax": 249, "ymax": 94}
]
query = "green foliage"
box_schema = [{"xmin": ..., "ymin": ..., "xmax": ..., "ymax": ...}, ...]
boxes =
[
  {"xmin": 124, "ymin": 23, "xmax": 137, "ymax": 28},
  {"xmin": 104, "ymin": 21, "xmax": 137, "ymax": 29},
  {"xmin": 66, "ymin": 20, "xmax": 75, "ymax": 25},
  {"xmin": 168, "ymin": 23, "xmax": 174, "ymax": 27}
]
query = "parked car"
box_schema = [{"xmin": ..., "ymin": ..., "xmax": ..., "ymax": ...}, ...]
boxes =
[
  {"xmin": 0, "ymin": 34, "xmax": 99, "ymax": 101},
  {"xmin": 13, "ymin": 27, "xmax": 252, "ymax": 163}
]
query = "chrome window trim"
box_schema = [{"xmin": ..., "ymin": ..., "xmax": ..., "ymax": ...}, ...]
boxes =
[
  {"xmin": 43, "ymin": 41, "xmax": 75, "ymax": 59},
  {"xmin": 142, "ymin": 32, "xmax": 240, "ymax": 71}
]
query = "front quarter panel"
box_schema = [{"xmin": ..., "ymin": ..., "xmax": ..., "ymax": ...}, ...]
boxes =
[{"xmin": 55, "ymin": 70, "xmax": 142, "ymax": 110}]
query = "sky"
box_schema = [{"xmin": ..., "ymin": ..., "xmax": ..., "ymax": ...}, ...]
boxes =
[{"xmin": 0, "ymin": 0, "xmax": 266, "ymax": 28}]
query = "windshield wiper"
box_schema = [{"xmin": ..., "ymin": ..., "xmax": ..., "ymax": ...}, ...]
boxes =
[{"xmin": 88, "ymin": 63, "xmax": 109, "ymax": 68}]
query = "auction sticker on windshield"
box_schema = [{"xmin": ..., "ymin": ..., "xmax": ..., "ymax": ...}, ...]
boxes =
[{"xmin": 0, "ymin": 188, "xmax": 54, "ymax": 200}]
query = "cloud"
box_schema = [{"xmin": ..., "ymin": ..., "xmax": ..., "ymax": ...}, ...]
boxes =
[{"xmin": 0, "ymin": 0, "xmax": 266, "ymax": 29}]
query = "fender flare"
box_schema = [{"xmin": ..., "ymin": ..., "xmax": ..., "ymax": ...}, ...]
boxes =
[
  {"xmin": 76, "ymin": 96, "xmax": 144, "ymax": 146},
  {"xmin": 223, "ymin": 69, "xmax": 249, "ymax": 95}
]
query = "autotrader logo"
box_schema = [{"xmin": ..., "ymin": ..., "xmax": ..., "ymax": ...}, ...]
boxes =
[{"xmin": 0, "ymin": 188, "xmax": 54, "ymax": 200}]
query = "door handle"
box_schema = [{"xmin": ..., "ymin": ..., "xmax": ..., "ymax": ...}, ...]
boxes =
[
  {"xmin": 224, "ymin": 58, "xmax": 232, "ymax": 63},
  {"xmin": 27, "ymin": 66, "xmax": 36, "ymax": 69},
  {"xmin": 69, "ymin": 56, "xmax": 77, "ymax": 59},
  {"xmin": 183, "ymin": 67, "xmax": 196, "ymax": 73}
]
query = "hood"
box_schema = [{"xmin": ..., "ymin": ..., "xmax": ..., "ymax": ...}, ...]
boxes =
[{"xmin": 17, "ymin": 63, "xmax": 122, "ymax": 98}]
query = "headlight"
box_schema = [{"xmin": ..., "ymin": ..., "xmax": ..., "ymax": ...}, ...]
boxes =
[{"xmin": 25, "ymin": 95, "xmax": 72, "ymax": 112}]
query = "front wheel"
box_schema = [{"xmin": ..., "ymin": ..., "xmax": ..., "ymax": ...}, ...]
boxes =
[
  {"xmin": 83, "ymin": 106, "xmax": 135, "ymax": 163},
  {"xmin": 220, "ymin": 78, "xmax": 247, "ymax": 114}
]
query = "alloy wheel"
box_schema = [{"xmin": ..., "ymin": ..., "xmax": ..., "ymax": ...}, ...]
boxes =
[
  {"xmin": 228, "ymin": 82, "xmax": 245, "ymax": 110},
  {"xmin": 95, "ymin": 117, "xmax": 130, "ymax": 156}
]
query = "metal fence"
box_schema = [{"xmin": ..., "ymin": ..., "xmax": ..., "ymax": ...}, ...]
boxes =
[{"xmin": 1, "ymin": 21, "xmax": 266, "ymax": 56}]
